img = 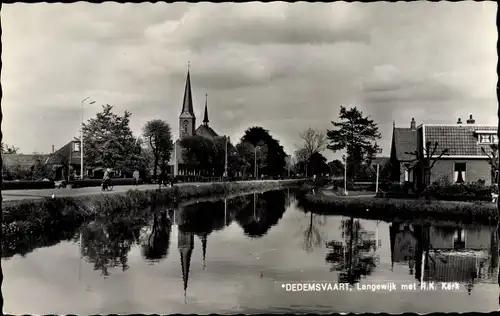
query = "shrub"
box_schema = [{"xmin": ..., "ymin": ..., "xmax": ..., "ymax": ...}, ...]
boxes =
[
  {"xmin": 423, "ymin": 182, "xmax": 495, "ymax": 202},
  {"xmin": 2, "ymin": 180, "xmax": 55, "ymax": 190}
]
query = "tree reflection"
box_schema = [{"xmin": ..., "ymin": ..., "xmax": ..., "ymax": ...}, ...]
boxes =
[
  {"xmin": 80, "ymin": 216, "xmax": 144, "ymax": 277},
  {"xmin": 139, "ymin": 209, "xmax": 173, "ymax": 262},
  {"xmin": 302, "ymin": 212, "xmax": 326, "ymax": 253},
  {"xmin": 325, "ymin": 217, "xmax": 378, "ymax": 285},
  {"xmin": 234, "ymin": 190, "xmax": 287, "ymax": 238}
]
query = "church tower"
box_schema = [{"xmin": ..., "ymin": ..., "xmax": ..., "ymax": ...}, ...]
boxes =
[{"xmin": 179, "ymin": 63, "xmax": 196, "ymax": 138}]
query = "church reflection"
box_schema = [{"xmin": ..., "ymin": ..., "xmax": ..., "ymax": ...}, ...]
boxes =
[{"xmin": 389, "ymin": 221, "xmax": 499, "ymax": 294}]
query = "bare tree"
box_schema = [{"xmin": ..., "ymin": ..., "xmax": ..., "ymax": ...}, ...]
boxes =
[
  {"xmin": 299, "ymin": 128, "xmax": 327, "ymax": 158},
  {"xmin": 481, "ymin": 144, "xmax": 498, "ymax": 184},
  {"xmin": 296, "ymin": 128, "xmax": 327, "ymax": 177},
  {"xmin": 406, "ymin": 141, "xmax": 449, "ymax": 192}
]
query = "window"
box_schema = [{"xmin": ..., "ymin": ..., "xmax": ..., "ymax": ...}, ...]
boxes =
[
  {"xmin": 73, "ymin": 141, "xmax": 81, "ymax": 152},
  {"xmin": 183, "ymin": 121, "xmax": 189, "ymax": 134},
  {"xmin": 479, "ymin": 133, "xmax": 498, "ymax": 144},
  {"xmin": 454, "ymin": 163, "xmax": 467, "ymax": 183},
  {"xmin": 404, "ymin": 169, "xmax": 409, "ymax": 182}
]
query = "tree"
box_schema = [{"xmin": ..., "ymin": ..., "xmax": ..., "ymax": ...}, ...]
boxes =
[
  {"xmin": 481, "ymin": 144, "xmax": 498, "ymax": 184},
  {"xmin": 406, "ymin": 141, "xmax": 449, "ymax": 192},
  {"xmin": 83, "ymin": 104, "xmax": 144, "ymax": 172},
  {"xmin": 308, "ymin": 152, "xmax": 329, "ymax": 176},
  {"xmin": 328, "ymin": 159, "xmax": 344, "ymax": 177},
  {"xmin": 241, "ymin": 126, "xmax": 287, "ymax": 177},
  {"xmin": 180, "ymin": 136, "xmax": 215, "ymax": 175},
  {"xmin": 298, "ymin": 128, "xmax": 327, "ymax": 176},
  {"xmin": 327, "ymin": 106, "xmax": 381, "ymax": 181},
  {"xmin": 235, "ymin": 141, "xmax": 268, "ymax": 178},
  {"xmin": 1, "ymin": 142, "xmax": 19, "ymax": 154},
  {"xmin": 294, "ymin": 147, "xmax": 309, "ymax": 176},
  {"xmin": 142, "ymin": 120, "xmax": 173, "ymax": 179}
]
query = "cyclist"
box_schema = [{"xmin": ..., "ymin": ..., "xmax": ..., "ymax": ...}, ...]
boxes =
[{"xmin": 102, "ymin": 168, "xmax": 111, "ymax": 191}]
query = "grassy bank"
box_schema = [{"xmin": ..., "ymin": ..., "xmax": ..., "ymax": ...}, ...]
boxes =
[
  {"xmin": 298, "ymin": 193, "xmax": 499, "ymax": 225},
  {"xmin": 2, "ymin": 179, "xmax": 304, "ymax": 230}
]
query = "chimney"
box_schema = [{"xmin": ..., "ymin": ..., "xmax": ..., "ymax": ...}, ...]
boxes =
[
  {"xmin": 410, "ymin": 118, "xmax": 416, "ymax": 130},
  {"xmin": 457, "ymin": 118, "xmax": 462, "ymax": 124},
  {"xmin": 52, "ymin": 145, "xmax": 55, "ymax": 154},
  {"xmin": 466, "ymin": 114, "xmax": 475, "ymax": 124}
]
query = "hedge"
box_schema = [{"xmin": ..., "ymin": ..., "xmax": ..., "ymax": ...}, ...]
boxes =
[
  {"xmin": 68, "ymin": 178, "xmax": 144, "ymax": 188},
  {"xmin": 2, "ymin": 180, "xmax": 55, "ymax": 190},
  {"xmin": 299, "ymin": 193, "xmax": 499, "ymax": 225}
]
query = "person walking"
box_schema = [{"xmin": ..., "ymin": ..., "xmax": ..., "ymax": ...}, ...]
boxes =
[{"xmin": 133, "ymin": 169, "xmax": 140, "ymax": 186}]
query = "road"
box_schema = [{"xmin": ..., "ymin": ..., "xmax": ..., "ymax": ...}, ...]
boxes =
[
  {"xmin": 1, "ymin": 179, "xmax": 300, "ymax": 203},
  {"xmin": 1, "ymin": 183, "xmax": 198, "ymax": 202}
]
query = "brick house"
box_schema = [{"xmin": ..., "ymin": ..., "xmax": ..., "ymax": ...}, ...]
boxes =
[
  {"xmin": 390, "ymin": 115, "xmax": 497, "ymax": 186},
  {"xmin": 46, "ymin": 139, "xmax": 83, "ymax": 180}
]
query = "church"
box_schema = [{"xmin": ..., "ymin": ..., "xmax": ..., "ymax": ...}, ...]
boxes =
[{"xmin": 169, "ymin": 66, "xmax": 224, "ymax": 176}]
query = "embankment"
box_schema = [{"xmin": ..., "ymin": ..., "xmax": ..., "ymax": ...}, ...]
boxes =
[
  {"xmin": 298, "ymin": 192, "xmax": 499, "ymax": 225},
  {"xmin": 2, "ymin": 179, "xmax": 304, "ymax": 229}
]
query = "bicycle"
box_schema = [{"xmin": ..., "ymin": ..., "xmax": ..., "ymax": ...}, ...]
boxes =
[{"xmin": 101, "ymin": 181, "xmax": 114, "ymax": 191}]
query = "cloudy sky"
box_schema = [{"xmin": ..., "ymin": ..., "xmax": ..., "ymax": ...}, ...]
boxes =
[{"xmin": 2, "ymin": 2, "xmax": 497, "ymax": 160}]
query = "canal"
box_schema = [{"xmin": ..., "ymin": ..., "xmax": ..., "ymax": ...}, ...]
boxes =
[{"xmin": 2, "ymin": 189, "xmax": 500, "ymax": 314}]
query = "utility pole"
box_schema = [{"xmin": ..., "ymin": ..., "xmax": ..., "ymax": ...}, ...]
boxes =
[
  {"xmin": 80, "ymin": 97, "xmax": 95, "ymax": 180},
  {"xmin": 375, "ymin": 163, "xmax": 380, "ymax": 194},
  {"xmin": 224, "ymin": 136, "xmax": 228, "ymax": 178},
  {"xmin": 254, "ymin": 146, "xmax": 258, "ymax": 179}
]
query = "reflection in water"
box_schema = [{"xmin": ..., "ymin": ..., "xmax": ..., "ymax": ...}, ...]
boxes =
[
  {"xmin": 139, "ymin": 209, "xmax": 173, "ymax": 262},
  {"xmin": 80, "ymin": 218, "xmax": 143, "ymax": 277},
  {"xmin": 389, "ymin": 221, "xmax": 499, "ymax": 295},
  {"xmin": 6, "ymin": 189, "xmax": 500, "ymax": 314},
  {"xmin": 325, "ymin": 217, "xmax": 379, "ymax": 285},
  {"xmin": 234, "ymin": 191, "xmax": 287, "ymax": 238}
]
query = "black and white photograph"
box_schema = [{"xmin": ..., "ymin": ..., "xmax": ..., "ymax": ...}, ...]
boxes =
[{"xmin": 1, "ymin": 1, "xmax": 498, "ymax": 314}]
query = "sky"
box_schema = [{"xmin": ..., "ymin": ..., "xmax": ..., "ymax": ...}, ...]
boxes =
[{"xmin": 2, "ymin": 2, "xmax": 498, "ymax": 161}]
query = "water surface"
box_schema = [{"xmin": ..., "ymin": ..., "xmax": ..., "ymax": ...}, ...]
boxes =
[{"xmin": 3, "ymin": 189, "xmax": 500, "ymax": 314}]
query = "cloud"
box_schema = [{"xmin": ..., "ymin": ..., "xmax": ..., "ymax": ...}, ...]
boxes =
[{"xmin": 2, "ymin": 2, "xmax": 497, "ymax": 159}]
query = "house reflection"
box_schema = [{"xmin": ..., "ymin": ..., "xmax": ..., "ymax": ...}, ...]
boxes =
[{"xmin": 390, "ymin": 221, "xmax": 499, "ymax": 294}]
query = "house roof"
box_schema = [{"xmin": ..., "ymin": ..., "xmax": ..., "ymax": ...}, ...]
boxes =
[
  {"xmin": 424, "ymin": 125, "xmax": 497, "ymax": 156},
  {"xmin": 393, "ymin": 128, "xmax": 417, "ymax": 161},
  {"xmin": 46, "ymin": 141, "xmax": 81, "ymax": 165},
  {"xmin": 2, "ymin": 153, "xmax": 49, "ymax": 169},
  {"xmin": 195, "ymin": 124, "xmax": 219, "ymax": 139}
]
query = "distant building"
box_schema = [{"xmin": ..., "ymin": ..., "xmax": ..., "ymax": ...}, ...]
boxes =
[
  {"xmin": 168, "ymin": 66, "xmax": 227, "ymax": 176},
  {"xmin": 2, "ymin": 153, "xmax": 50, "ymax": 180},
  {"xmin": 46, "ymin": 139, "xmax": 82, "ymax": 180},
  {"xmin": 390, "ymin": 115, "xmax": 497, "ymax": 186}
]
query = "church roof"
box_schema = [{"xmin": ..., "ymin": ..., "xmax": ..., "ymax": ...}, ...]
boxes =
[{"xmin": 195, "ymin": 125, "xmax": 219, "ymax": 139}]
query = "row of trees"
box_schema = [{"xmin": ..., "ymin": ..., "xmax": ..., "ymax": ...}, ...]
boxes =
[{"xmin": 80, "ymin": 105, "xmax": 290, "ymax": 179}]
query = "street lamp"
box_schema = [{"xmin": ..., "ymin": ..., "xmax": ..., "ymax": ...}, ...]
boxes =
[
  {"xmin": 343, "ymin": 126, "xmax": 370, "ymax": 196},
  {"xmin": 81, "ymin": 97, "xmax": 95, "ymax": 180},
  {"xmin": 254, "ymin": 145, "xmax": 261, "ymax": 179}
]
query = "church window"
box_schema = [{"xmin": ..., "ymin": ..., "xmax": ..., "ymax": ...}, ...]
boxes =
[{"xmin": 183, "ymin": 121, "xmax": 189, "ymax": 134}]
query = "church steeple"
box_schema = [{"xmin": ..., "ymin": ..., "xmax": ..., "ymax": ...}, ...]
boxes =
[
  {"xmin": 179, "ymin": 62, "xmax": 196, "ymax": 138},
  {"xmin": 203, "ymin": 94, "xmax": 209, "ymax": 126},
  {"xmin": 181, "ymin": 62, "xmax": 195, "ymax": 117},
  {"xmin": 178, "ymin": 228, "xmax": 194, "ymax": 301}
]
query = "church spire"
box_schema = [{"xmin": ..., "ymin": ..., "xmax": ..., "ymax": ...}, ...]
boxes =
[
  {"xmin": 180, "ymin": 62, "xmax": 195, "ymax": 117},
  {"xmin": 201, "ymin": 232, "xmax": 207, "ymax": 270},
  {"xmin": 178, "ymin": 229, "xmax": 194, "ymax": 301},
  {"xmin": 203, "ymin": 93, "xmax": 209, "ymax": 126}
]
